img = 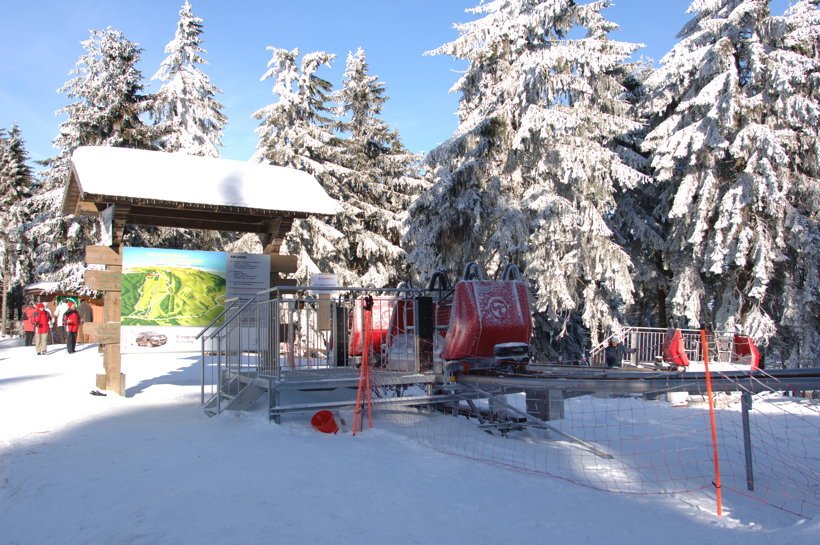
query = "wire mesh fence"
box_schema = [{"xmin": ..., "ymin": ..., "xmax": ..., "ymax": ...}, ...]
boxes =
[
  {"xmin": 200, "ymin": 287, "xmax": 819, "ymax": 520},
  {"xmin": 369, "ymin": 369, "xmax": 820, "ymax": 519}
]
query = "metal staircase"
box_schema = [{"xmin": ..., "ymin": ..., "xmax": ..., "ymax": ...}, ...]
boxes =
[
  {"xmin": 204, "ymin": 373, "xmax": 270, "ymax": 416},
  {"xmin": 199, "ymin": 286, "xmax": 445, "ymax": 420},
  {"xmin": 199, "ymin": 296, "xmax": 270, "ymax": 416}
]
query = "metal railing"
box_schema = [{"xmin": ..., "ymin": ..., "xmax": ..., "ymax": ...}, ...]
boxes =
[
  {"xmin": 589, "ymin": 327, "xmax": 739, "ymax": 367},
  {"xmin": 199, "ymin": 285, "xmax": 454, "ymax": 410}
]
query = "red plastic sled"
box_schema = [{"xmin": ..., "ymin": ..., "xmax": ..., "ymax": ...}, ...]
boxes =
[
  {"xmin": 662, "ymin": 328, "xmax": 691, "ymax": 367},
  {"xmin": 440, "ymin": 280, "xmax": 532, "ymax": 360}
]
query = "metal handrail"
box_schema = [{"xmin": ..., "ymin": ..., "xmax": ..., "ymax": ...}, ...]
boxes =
[
  {"xmin": 258, "ymin": 285, "xmax": 454, "ymax": 296},
  {"xmin": 199, "ymin": 296, "xmax": 261, "ymax": 405},
  {"xmin": 206, "ymin": 296, "xmax": 259, "ymax": 338},
  {"xmin": 195, "ymin": 298, "xmax": 241, "ymax": 340},
  {"xmin": 587, "ymin": 327, "xmax": 749, "ymax": 368}
]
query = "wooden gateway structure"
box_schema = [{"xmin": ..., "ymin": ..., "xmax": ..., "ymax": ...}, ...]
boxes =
[{"xmin": 60, "ymin": 146, "xmax": 340, "ymax": 395}]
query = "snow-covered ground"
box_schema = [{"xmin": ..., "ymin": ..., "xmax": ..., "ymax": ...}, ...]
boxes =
[{"xmin": 1, "ymin": 336, "xmax": 818, "ymax": 545}]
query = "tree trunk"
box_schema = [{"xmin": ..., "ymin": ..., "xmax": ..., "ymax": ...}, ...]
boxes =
[
  {"xmin": 1, "ymin": 273, "xmax": 7, "ymax": 336},
  {"xmin": 658, "ymin": 287, "xmax": 667, "ymax": 329}
]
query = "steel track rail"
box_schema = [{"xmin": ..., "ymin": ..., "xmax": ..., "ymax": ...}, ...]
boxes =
[{"xmin": 458, "ymin": 367, "xmax": 820, "ymax": 394}]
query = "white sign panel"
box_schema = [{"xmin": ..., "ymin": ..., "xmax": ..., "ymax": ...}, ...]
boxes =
[
  {"xmin": 311, "ymin": 273, "xmax": 340, "ymax": 297},
  {"xmin": 120, "ymin": 248, "xmax": 270, "ymax": 354}
]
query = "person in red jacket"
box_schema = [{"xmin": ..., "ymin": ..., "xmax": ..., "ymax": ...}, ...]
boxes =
[
  {"xmin": 32, "ymin": 303, "xmax": 51, "ymax": 355},
  {"xmin": 62, "ymin": 301, "xmax": 80, "ymax": 354},
  {"xmin": 22, "ymin": 303, "xmax": 36, "ymax": 346}
]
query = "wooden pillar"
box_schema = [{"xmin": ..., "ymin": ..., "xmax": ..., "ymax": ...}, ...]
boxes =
[
  {"xmin": 84, "ymin": 246, "xmax": 125, "ymax": 395},
  {"xmin": 99, "ymin": 288, "xmax": 123, "ymax": 395}
]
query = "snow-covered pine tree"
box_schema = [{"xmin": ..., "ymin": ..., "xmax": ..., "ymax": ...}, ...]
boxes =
[
  {"xmin": 609, "ymin": 61, "xmax": 671, "ymax": 328},
  {"xmin": 0, "ymin": 123, "xmax": 35, "ymax": 322},
  {"xmin": 254, "ymin": 47, "xmax": 422, "ymax": 288},
  {"xmin": 252, "ymin": 48, "xmax": 350, "ymax": 283},
  {"xmin": 332, "ymin": 48, "xmax": 428, "ymax": 286},
  {"xmin": 146, "ymin": 1, "xmax": 230, "ymax": 252},
  {"xmin": 0, "ymin": 123, "xmax": 33, "ymax": 211},
  {"xmin": 252, "ymin": 48, "xmax": 339, "ymax": 171},
  {"xmin": 32, "ymin": 28, "xmax": 160, "ymax": 294},
  {"xmin": 405, "ymin": 0, "xmax": 648, "ymax": 359},
  {"xmin": 49, "ymin": 28, "xmax": 161, "ymax": 181},
  {"xmin": 767, "ymin": 0, "xmax": 820, "ymax": 367},
  {"xmin": 641, "ymin": 0, "xmax": 819, "ymax": 367},
  {"xmin": 152, "ymin": 1, "xmax": 226, "ymax": 157}
]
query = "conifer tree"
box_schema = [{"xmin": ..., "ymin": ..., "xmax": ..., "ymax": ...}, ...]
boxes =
[
  {"xmin": 58, "ymin": 29, "xmax": 159, "ymax": 154},
  {"xmin": 642, "ymin": 0, "xmax": 819, "ymax": 367},
  {"xmin": 252, "ymin": 47, "xmax": 348, "ymax": 282},
  {"xmin": 146, "ymin": 1, "xmax": 230, "ymax": 251},
  {"xmin": 0, "ymin": 123, "xmax": 33, "ymax": 210},
  {"xmin": 405, "ymin": 0, "xmax": 647, "ymax": 358},
  {"xmin": 252, "ymin": 48, "xmax": 340, "ymax": 172},
  {"xmin": 31, "ymin": 28, "xmax": 160, "ymax": 293},
  {"xmin": 152, "ymin": 1, "xmax": 226, "ymax": 158},
  {"xmin": 332, "ymin": 48, "xmax": 428, "ymax": 286},
  {"xmin": 253, "ymin": 48, "xmax": 426, "ymax": 287},
  {"xmin": 0, "ymin": 124, "xmax": 35, "ymax": 317},
  {"xmin": 253, "ymin": 47, "xmax": 423, "ymax": 287}
]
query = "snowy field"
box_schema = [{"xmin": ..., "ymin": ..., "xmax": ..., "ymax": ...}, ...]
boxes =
[{"xmin": 0, "ymin": 336, "xmax": 818, "ymax": 545}]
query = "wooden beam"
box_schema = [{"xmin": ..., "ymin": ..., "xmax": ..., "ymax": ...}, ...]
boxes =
[
  {"xmin": 100, "ymin": 344, "xmax": 124, "ymax": 395},
  {"xmin": 84, "ymin": 321, "xmax": 122, "ymax": 344},
  {"xmin": 270, "ymin": 276, "xmax": 298, "ymax": 288},
  {"xmin": 259, "ymin": 217, "xmax": 295, "ymax": 255},
  {"xmin": 112, "ymin": 204, "xmax": 131, "ymax": 248},
  {"xmin": 85, "ymin": 246, "xmax": 122, "ymax": 266},
  {"xmin": 100, "ymin": 292, "xmax": 124, "ymax": 395},
  {"xmin": 127, "ymin": 213, "xmax": 270, "ymax": 233},
  {"xmin": 270, "ymin": 254, "xmax": 298, "ymax": 274},
  {"xmin": 74, "ymin": 201, "xmax": 99, "ymax": 216},
  {"xmin": 80, "ymin": 193, "xmax": 313, "ymax": 219},
  {"xmin": 259, "ymin": 217, "xmax": 283, "ymax": 254},
  {"xmin": 103, "ymin": 291, "xmax": 122, "ymax": 322},
  {"xmin": 129, "ymin": 205, "xmax": 280, "ymax": 223},
  {"xmin": 85, "ymin": 270, "xmax": 122, "ymax": 291}
]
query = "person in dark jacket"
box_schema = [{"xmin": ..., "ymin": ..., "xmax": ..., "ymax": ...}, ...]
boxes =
[
  {"xmin": 78, "ymin": 299, "xmax": 93, "ymax": 344},
  {"xmin": 604, "ymin": 335, "xmax": 634, "ymax": 368},
  {"xmin": 32, "ymin": 303, "xmax": 51, "ymax": 355},
  {"xmin": 63, "ymin": 301, "xmax": 80, "ymax": 354},
  {"xmin": 22, "ymin": 303, "xmax": 36, "ymax": 346}
]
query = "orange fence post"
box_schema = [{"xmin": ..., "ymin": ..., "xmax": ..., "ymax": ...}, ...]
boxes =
[
  {"xmin": 701, "ymin": 329, "xmax": 723, "ymax": 516},
  {"xmin": 353, "ymin": 296, "xmax": 374, "ymax": 435}
]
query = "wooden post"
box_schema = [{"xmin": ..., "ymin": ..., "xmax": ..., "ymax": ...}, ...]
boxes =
[
  {"xmin": 85, "ymin": 245, "xmax": 125, "ymax": 395},
  {"xmin": 317, "ymin": 294, "xmax": 331, "ymax": 331},
  {"xmin": 100, "ymin": 290, "xmax": 123, "ymax": 395}
]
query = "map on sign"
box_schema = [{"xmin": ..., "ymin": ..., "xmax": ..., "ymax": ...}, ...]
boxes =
[{"xmin": 121, "ymin": 248, "xmax": 227, "ymax": 327}]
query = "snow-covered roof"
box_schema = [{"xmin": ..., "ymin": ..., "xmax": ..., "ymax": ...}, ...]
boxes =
[
  {"xmin": 62, "ymin": 146, "xmax": 340, "ymax": 216},
  {"xmin": 23, "ymin": 281, "xmax": 59, "ymax": 294}
]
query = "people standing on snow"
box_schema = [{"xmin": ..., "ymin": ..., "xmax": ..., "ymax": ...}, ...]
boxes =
[
  {"xmin": 63, "ymin": 301, "xmax": 80, "ymax": 354},
  {"xmin": 78, "ymin": 298, "xmax": 93, "ymax": 344},
  {"xmin": 31, "ymin": 303, "xmax": 51, "ymax": 355},
  {"xmin": 22, "ymin": 303, "xmax": 36, "ymax": 346},
  {"xmin": 604, "ymin": 335, "xmax": 633, "ymax": 368},
  {"xmin": 53, "ymin": 299, "xmax": 69, "ymax": 344}
]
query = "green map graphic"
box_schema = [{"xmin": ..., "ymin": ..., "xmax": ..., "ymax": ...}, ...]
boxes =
[{"xmin": 121, "ymin": 267, "xmax": 226, "ymax": 326}]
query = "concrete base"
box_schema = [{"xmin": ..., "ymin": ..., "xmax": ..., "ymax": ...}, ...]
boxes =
[{"xmin": 525, "ymin": 388, "xmax": 565, "ymax": 421}]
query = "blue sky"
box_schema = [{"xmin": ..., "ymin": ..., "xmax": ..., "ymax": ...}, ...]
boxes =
[{"xmin": 0, "ymin": 0, "xmax": 791, "ymax": 166}]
